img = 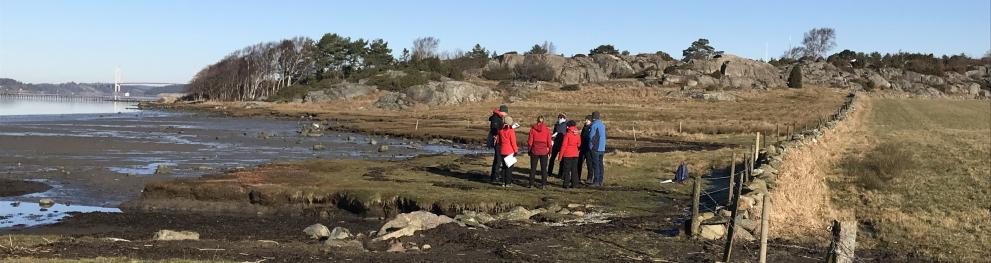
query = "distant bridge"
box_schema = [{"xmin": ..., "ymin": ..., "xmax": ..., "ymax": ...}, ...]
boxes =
[{"xmin": 0, "ymin": 93, "xmax": 152, "ymax": 102}]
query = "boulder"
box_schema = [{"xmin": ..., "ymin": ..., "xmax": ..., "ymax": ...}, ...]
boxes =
[
  {"xmin": 304, "ymin": 223, "xmax": 331, "ymax": 240},
  {"xmin": 867, "ymin": 74, "xmax": 891, "ymax": 89},
  {"xmin": 374, "ymin": 211, "xmax": 457, "ymax": 241},
  {"xmin": 684, "ymin": 54, "xmax": 786, "ymax": 89},
  {"xmin": 153, "ymin": 230, "xmax": 200, "ymax": 241},
  {"xmin": 402, "ymin": 81, "xmax": 494, "ymax": 106},
  {"xmin": 375, "ymin": 92, "xmax": 413, "ymax": 110},
  {"xmin": 968, "ymin": 83, "xmax": 981, "ymax": 95},
  {"xmin": 305, "ymin": 83, "xmax": 378, "ymax": 103},
  {"xmin": 699, "ymin": 224, "xmax": 726, "ymax": 240}
]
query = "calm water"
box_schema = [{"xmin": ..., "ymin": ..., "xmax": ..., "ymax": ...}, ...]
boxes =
[{"xmin": 0, "ymin": 97, "xmax": 140, "ymax": 116}]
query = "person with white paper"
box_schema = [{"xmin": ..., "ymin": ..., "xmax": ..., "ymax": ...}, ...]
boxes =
[{"xmin": 495, "ymin": 116, "xmax": 519, "ymax": 187}]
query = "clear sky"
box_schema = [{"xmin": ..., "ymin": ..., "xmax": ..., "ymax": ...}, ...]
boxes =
[{"xmin": 1, "ymin": 0, "xmax": 989, "ymax": 84}]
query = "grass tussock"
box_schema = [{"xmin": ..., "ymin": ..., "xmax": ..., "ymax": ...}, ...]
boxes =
[{"xmin": 842, "ymin": 142, "xmax": 915, "ymax": 191}]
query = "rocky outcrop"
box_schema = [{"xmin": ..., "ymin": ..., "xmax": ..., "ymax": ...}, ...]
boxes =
[
  {"xmin": 305, "ymin": 83, "xmax": 378, "ymax": 103},
  {"xmin": 483, "ymin": 53, "xmax": 780, "ymax": 89},
  {"xmin": 787, "ymin": 61, "xmax": 990, "ymax": 97},
  {"xmin": 375, "ymin": 81, "xmax": 494, "ymax": 109}
]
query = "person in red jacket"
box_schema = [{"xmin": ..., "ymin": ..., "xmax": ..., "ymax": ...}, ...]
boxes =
[
  {"xmin": 495, "ymin": 116, "xmax": 519, "ymax": 187},
  {"xmin": 527, "ymin": 116, "xmax": 552, "ymax": 188},
  {"xmin": 558, "ymin": 120, "xmax": 582, "ymax": 188}
]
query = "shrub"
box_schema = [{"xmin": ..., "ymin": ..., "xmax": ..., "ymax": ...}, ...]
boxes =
[
  {"xmin": 788, "ymin": 65, "xmax": 803, "ymax": 88},
  {"xmin": 514, "ymin": 59, "xmax": 556, "ymax": 82},
  {"xmin": 843, "ymin": 142, "xmax": 914, "ymax": 191},
  {"xmin": 561, "ymin": 84, "xmax": 581, "ymax": 91},
  {"xmin": 589, "ymin": 44, "xmax": 619, "ymax": 55},
  {"xmin": 365, "ymin": 70, "xmax": 432, "ymax": 92},
  {"xmin": 482, "ymin": 64, "xmax": 514, "ymax": 80}
]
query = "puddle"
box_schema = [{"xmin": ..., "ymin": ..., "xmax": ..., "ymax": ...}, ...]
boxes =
[
  {"xmin": 108, "ymin": 162, "xmax": 175, "ymax": 175},
  {"xmin": 0, "ymin": 201, "xmax": 119, "ymax": 228}
]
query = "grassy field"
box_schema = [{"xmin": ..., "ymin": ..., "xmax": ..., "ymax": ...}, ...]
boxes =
[{"xmin": 829, "ymin": 98, "xmax": 991, "ymax": 261}]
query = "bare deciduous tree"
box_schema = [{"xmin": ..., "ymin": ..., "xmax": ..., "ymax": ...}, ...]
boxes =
[
  {"xmin": 802, "ymin": 28, "xmax": 837, "ymax": 59},
  {"xmin": 412, "ymin": 37, "xmax": 440, "ymax": 60},
  {"xmin": 781, "ymin": 46, "xmax": 806, "ymax": 60}
]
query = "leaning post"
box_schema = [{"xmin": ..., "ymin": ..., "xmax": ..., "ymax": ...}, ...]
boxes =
[
  {"xmin": 690, "ymin": 173, "xmax": 702, "ymax": 239},
  {"xmin": 758, "ymin": 193, "xmax": 771, "ymax": 263}
]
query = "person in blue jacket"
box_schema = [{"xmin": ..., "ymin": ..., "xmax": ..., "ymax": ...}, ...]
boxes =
[{"xmin": 588, "ymin": 111, "xmax": 607, "ymax": 186}]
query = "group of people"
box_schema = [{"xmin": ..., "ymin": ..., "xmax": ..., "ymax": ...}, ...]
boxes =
[{"xmin": 487, "ymin": 105, "xmax": 607, "ymax": 189}]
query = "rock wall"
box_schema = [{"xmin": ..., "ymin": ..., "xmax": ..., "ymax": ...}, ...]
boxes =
[{"xmin": 697, "ymin": 93, "xmax": 859, "ymax": 241}]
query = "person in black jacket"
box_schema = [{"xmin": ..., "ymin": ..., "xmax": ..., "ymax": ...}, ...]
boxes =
[
  {"xmin": 547, "ymin": 113, "xmax": 568, "ymax": 177},
  {"xmin": 577, "ymin": 115, "xmax": 594, "ymax": 184},
  {"xmin": 488, "ymin": 105, "xmax": 508, "ymax": 182}
]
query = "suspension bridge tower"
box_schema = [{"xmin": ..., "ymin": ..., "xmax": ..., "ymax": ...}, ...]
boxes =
[{"xmin": 114, "ymin": 67, "xmax": 123, "ymax": 100}]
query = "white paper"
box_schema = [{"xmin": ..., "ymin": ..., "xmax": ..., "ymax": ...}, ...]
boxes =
[{"xmin": 503, "ymin": 154, "xmax": 517, "ymax": 167}]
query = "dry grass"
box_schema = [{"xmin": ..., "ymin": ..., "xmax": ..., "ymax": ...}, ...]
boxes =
[
  {"xmin": 767, "ymin": 94, "xmax": 869, "ymax": 243},
  {"xmin": 826, "ymin": 98, "xmax": 991, "ymax": 262},
  {"xmin": 2, "ymin": 257, "xmax": 232, "ymax": 263}
]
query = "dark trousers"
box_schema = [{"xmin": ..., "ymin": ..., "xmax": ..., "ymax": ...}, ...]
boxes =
[
  {"xmin": 576, "ymin": 149, "xmax": 593, "ymax": 183},
  {"xmin": 547, "ymin": 137, "xmax": 564, "ymax": 176},
  {"xmin": 529, "ymin": 155, "xmax": 548, "ymax": 187},
  {"xmin": 500, "ymin": 154, "xmax": 513, "ymax": 185},
  {"xmin": 560, "ymin": 157, "xmax": 579, "ymax": 188},
  {"xmin": 590, "ymin": 151, "xmax": 605, "ymax": 185},
  {"xmin": 490, "ymin": 147, "xmax": 503, "ymax": 182}
]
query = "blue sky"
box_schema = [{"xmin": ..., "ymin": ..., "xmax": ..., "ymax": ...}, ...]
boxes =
[{"xmin": 1, "ymin": 0, "xmax": 988, "ymax": 84}]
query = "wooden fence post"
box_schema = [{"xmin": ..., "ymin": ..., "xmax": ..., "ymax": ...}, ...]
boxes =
[
  {"xmin": 727, "ymin": 153, "xmax": 736, "ymax": 205},
  {"xmin": 690, "ymin": 173, "xmax": 702, "ymax": 239},
  {"xmin": 826, "ymin": 220, "xmax": 857, "ymax": 263},
  {"xmin": 758, "ymin": 193, "xmax": 771, "ymax": 263},
  {"xmin": 722, "ymin": 165, "xmax": 744, "ymax": 262}
]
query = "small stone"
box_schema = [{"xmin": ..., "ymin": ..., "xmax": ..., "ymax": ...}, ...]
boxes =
[
  {"xmin": 304, "ymin": 223, "xmax": 331, "ymax": 240},
  {"xmin": 557, "ymin": 208, "xmax": 571, "ymax": 215},
  {"xmin": 699, "ymin": 224, "xmax": 726, "ymax": 240},
  {"xmin": 378, "ymin": 145, "xmax": 389, "ymax": 152},
  {"xmin": 369, "ymin": 139, "xmax": 378, "ymax": 145},
  {"xmin": 38, "ymin": 198, "xmax": 55, "ymax": 208},
  {"xmin": 422, "ymin": 244, "xmax": 431, "ymax": 250},
  {"xmin": 387, "ymin": 241, "xmax": 406, "ymax": 252},
  {"xmin": 312, "ymin": 144, "xmax": 326, "ymax": 151},
  {"xmin": 329, "ymin": 226, "xmax": 352, "ymax": 240},
  {"xmin": 567, "ymin": 203, "xmax": 581, "ymax": 208},
  {"xmin": 154, "ymin": 165, "xmax": 171, "ymax": 175},
  {"xmin": 545, "ymin": 203, "xmax": 562, "ymax": 213},
  {"xmin": 571, "ymin": 211, "xmax": 585, "ymax": 217}
]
